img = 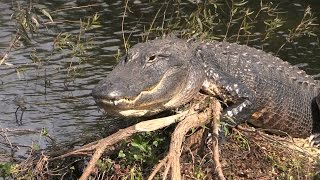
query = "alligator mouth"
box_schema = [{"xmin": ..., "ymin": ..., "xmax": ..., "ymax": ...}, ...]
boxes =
[
  {"xmin": 97, "ymin": 68, "xmax": 175, "ymax": 111},
  {"xmin": 97, "ymin": 98, "xmax": 162, "ymax": 117}
]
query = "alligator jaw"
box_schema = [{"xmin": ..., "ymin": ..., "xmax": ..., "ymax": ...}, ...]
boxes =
[
  {"xmin": 118, "ymin": 109, "xmax": 158, "ymax": 116},
  {"xmin": 96, "ymin": 98, "xmax": 162, "ymax": 116},
  {"xmin": 101, "ymin": 98, "xmax": 130, "ymax": 106}
]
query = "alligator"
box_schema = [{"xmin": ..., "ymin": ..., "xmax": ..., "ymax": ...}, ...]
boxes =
[{"xmin": 92, "ymin": 36, "xmax": 320, "ymax": 145}]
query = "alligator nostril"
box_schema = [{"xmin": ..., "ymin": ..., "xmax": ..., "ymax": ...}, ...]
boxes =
[
  {"xmin": 92, "ymin": 79, "xmax": 138, "ymax": 101},
  {"xmin": 92, "ymin": 86, "xmax": 122, "ymax": 100},
  {"xmin": 107, "ymin": 91, "xmax": 121, "ymax": 99}
]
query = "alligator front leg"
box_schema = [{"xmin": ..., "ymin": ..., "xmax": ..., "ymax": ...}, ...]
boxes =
[
  {"xmin": 309, "ymin": 94, "xmax": 320, "ymax": 147},
  {"xmin": 197, "ymin": 45, "xmax": 256, "ymax": 124},
  {"xmin": 309, "ymin": 134, "xmax": 320, "ymax": 147},
  {"xmin": 201, "ymin": 75, "xmax": 255, "ymax": 124}
]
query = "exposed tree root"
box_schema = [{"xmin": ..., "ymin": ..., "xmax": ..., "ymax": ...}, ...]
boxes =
[
  {"xmin": 148, "ymin": 97, "xmax": 224, "ymax": 180},
  {"xmin": 210, "ymin": 106, "xmax": 225, "ymax": 180},
  {"xmin": 49, "ymin": 111, "xmax": 188, "ymax": 161},
  {"xmin": 37, "ymin": 94, "xmax": 226, "ymax": 179},
  {"xmin": 75, "ymin": 112, "xmax": 188, "ymax": 180}
]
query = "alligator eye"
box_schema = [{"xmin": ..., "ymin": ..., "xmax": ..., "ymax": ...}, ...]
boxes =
[
  {"xmin": 147, "ymin": 55, "xmax": 156, "ymax": 63},
  {"xmin": 121, "ymin": 54, "xmax": 129, "ymax": 65},
  {"xmin": 124, "ymin": 54, "xmax": 129, "ymax": 63}
]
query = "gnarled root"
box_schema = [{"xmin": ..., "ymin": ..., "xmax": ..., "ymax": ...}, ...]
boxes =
[
  {"xmin": 211, "ymin": 105, "xmax": 226, "ymax": 180},
  {"xmin": 77, "ymin": 112, "xmax": 188, "ymax": 180},
  {"xmin": 50, "ymin": 112, "xmax": 189, "ymax": 161},
  {"xmin": 148, "ymin": 97, "xmax": 224, "ymax": 180},
  {"xmin": 49, "ymin": 95, "xmax": 225, "ymax": 180}
]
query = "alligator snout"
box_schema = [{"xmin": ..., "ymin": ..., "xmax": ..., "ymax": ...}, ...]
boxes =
[
  {"xmin": 92, "ymin": 81, "xmax": 124, "ymax": 101},
  {"xmin": 92, "ymin": 79, "xmax": 137, "ymax": 114},
  {"xmin": 92, "ymin": 77, "xmax": 141, "ymax": 102},
  {"xmin": 92, "ymin": 74, "xmax": 167, "ymax": 116}
]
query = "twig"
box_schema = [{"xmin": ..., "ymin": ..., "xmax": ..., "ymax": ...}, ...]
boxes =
[
  {"xmin": 148, "ymin": 156, "xmax": 168, "ymax": 180},
  {"xmin": 51, "ymin": 4, "xmax": 100, "ymax": 13},
  {"xmin": 0, "ymin": 32, "xmax": 20, "ymax": 65},
  {"xmin": 79, "ymin": 126, "xmax": 136, "ymax": 180},
  {"xmin": 121, "ymin": 0, "xmax": 129, "ymax": 52}
]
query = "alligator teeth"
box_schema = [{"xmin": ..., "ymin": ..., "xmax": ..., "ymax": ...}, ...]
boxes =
[
  {"xmin": 101, "ymin": 99, "xmax": 115, "ymax": 105},
  {"xmin": 101, "ymin": 98, "xmax": 131, "ymax": 106}
]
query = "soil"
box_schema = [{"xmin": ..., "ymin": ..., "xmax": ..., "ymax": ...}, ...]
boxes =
[{"xmin": 180, "ymin": 124, "xmax": 320, "ymax": 179}]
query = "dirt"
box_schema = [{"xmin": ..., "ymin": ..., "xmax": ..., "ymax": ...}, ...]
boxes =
[{"xmin": 180, "ymin": 124, "xmax": 320, "ymax": 179}]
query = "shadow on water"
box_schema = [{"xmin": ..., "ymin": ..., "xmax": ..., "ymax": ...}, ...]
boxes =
[{"xmin": 0, "ymin": 0, "xmax": 319, "ymax": 159}]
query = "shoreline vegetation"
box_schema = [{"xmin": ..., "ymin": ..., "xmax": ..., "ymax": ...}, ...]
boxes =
[{"xmin": 1, "ymin": 0, "xmax": 320, "ymax": 179}]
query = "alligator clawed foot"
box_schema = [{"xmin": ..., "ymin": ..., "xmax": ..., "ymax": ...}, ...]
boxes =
[{"xmin": 308, "ymin": 133, "xmax": 320, "ymax": 147}]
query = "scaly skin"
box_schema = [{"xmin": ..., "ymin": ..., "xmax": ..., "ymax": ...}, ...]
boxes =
[
  {"xmin": 92, "ymin": 37, "xmax": 320, "ymax": 144},
  {"xmin": 197, "ymin": 41, "xmax": 320, "ymax": 138}
]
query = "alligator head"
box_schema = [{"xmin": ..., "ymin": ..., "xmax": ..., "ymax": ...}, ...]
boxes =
[{"xmin": 92, "ymin": 37, "xmax": 205, "ymax": 117}]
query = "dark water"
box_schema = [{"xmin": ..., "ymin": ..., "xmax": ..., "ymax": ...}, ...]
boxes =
[{"xmin": 0, "ymin": 0, "xmax": 319, "ymax": 159}]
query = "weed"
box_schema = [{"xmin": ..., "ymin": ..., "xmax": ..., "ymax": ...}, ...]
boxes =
[
  {"xmin": 117, "ymin": 132, "xmax": 167, "ymax": 166},
  {"xmin": 53, "ymin": 13, "xmax": 99, "ymax": 85},
  {"xmin": 277, "ymin": 6, "xmax": 318, "ymax": 53},
  {"xmin": 234, "ymin": 133, "xmax": 250, "ymax": 150},
  {"xmin": 0, "ymin": 162, "xmax": 12, "ymax": 179},
  {"xmin": 97, "ymin": 158, "xmax": 113, "ymax": 172},
  {"xmin": 193, "ymin": 165, "xmax": 205, "ymax": 179},
  {"xmin": 0, "ymin": 1, "xmax": 54, "ymax": 65},
  {"xmin": 263, "ymin": 16, "xmax": 284, "ymax": 40}
]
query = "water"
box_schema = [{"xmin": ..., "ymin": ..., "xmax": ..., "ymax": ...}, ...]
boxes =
[{"xmin": 0, "ymin": 0, "xmax": 319, "ymax": 159}]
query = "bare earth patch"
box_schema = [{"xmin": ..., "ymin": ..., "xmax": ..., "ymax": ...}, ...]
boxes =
[{"xmin": 180, "ymin": 124, "xmax": 320, "ymax": 179}]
